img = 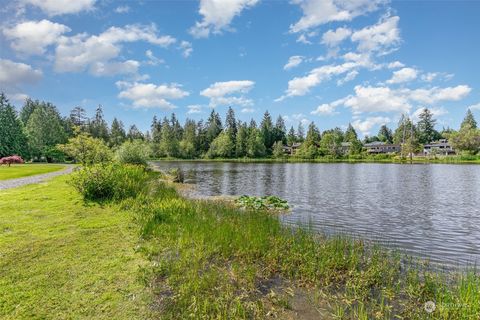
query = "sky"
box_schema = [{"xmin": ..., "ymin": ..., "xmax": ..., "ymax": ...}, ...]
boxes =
[{"xmin": 1, "ymin": 0, "xmax": 479, "ymax": 137}]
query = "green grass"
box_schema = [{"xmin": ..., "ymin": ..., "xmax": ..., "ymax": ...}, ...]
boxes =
[
  {"xmin": 0, "ymin": 164, "xmax": 66, "ymax": 180},
  {"xmin": 0, "ymin": 176, "xmax": 151, "ymax": 319}
]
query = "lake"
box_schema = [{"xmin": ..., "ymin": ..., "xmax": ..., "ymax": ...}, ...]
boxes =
[{"xmin": 152, "ymin": 161, "xmax": 480, "ymax": 267}]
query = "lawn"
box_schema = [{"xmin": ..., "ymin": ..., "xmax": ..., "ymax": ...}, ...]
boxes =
[
  {"xmin": 0, "ymin": 175, "xmax": 151, "ymax": 319},
  {"xmin": 0, "ymin": 164, "xmax": 66, "ymax": 180}
]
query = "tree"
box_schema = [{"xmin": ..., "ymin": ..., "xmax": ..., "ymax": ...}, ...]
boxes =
[
  {"xmin": 159, "ymin": 118, "xmax": 179, "ymax": 157},
  {"xmin": 393, "ymin": 114, "xmax": 416, "ymax": 145},
  {"xmin": 0, "ymin": 93, "xmax": 29, "ymax": 158},
  {"xmin": 115, "ymin": 140, "xmax": 150, "ymax": 165},
  {"xmin": 260, "ymin": 111, "xmax": 275, "ymax": 151},
  {"xmin": 19, "ymin": 98, "xmax": 39, "ymax": 125},
  {"xmin": 246, "ymin": 128, "xmax": 266, "ymax": 157},
  {"xmin": 205, "ymin": 110, "xmax": 222, "ymax": 148},
  {"xmin": 25, "ymin": 103, "xmax": 66, "ymax": 159},
  {"xmin": 305, "ymin": 122, "xmax": 321, "ymax": 145},
  {"xmin": 170, "ymin": 113, "xmax": 183, "ymax": 140},
  {"xmin": 417, "ymin": 108, "xmax": 440, "ymax": 144},
  {"xmin": 127, "ymin": 125, "xmax": 144, "ymax": 141},
  {"xmin": 448, "ymin": 125, "xmax": 480, "ymax": 155},
  {"xmin": 297, "ymin": 123, "xmax": 305, "ymax": 142},
  {"xmin": 273, "ymin": 115, "xmax": 287, "ymax": 144},
  {"xmin": 296, "ymin": 122, "xmax": 320, "ymax": 158},
  {"xmin": 225, "ymin": 107, "xmax": 237, "ymax": 142},
  {"xmin": 235, "ymin": 122, "xmax": 248, "ymax": 157},
  {"xmin": 69, "ymin": 106, "xmax": 88, "ymax": 129},
  {"xmin": 461, "ymin": 109, "xmax": 477, "ymax": 129},
  {"xmin": 377, "ymin": 125, "xmax": 393, "ymax": 143},
  {"xmin": 58, "ymin": 131, "xmax": 112, "ymax": 165},
  {"xmin": 320, "ymin": 131, "xmax": 343, "ymax": 157},
  {"xmin": 179, "ymin": 119, "xmax": 197, "ymax": 158},
  {"xmin": 88, "ymin": 105, "xmax": 109, "ymax": 142},
  {"xmin": 207, "ymin": 131, "xmax": 235, "ymax": 158},
  {"xmin": 287, "ymin": 126, "xmax": 296, "ymax": 146},
  {"xmin": 110, "ymin": 118, "xmax": 126, "ymax": 147},
  {"xmin": 344, "ymin": 123, "xmax": 357, "ymax": 143},
  {"xmin": 272, "ymin": 141, "xmax": 284, "ymax": 159}
]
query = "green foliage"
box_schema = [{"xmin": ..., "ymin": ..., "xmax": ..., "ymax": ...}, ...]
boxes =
[
  {"xmin": 272, "ymin": 141, "xmax": 285, "ymax": 159},
  {"xmin": 115, "ymin": 140, "xmax": 150, "ymax": 165},
  {"xmin": 0, "ymin": 93, "xmax": 29, "ymax": 158},
  {"xmin": 110, "ymin": 117, "xmax": 127, "ymax": 147},
  {"xmin": 260, "ymin": 111, "xmax": 275, "ymax": 151},
  {"xmin": 417, "ymin": 108, "xmax": 440, "ymax": 144},
  {"xmin": 235, "ymin": 122, "xmax": 248, "ymax": 157},
  {"xmin": 70, "ymin": 163, "xmax": 149, "ymax": 201},
  {"xmin": 58, "ymin": 131, "xmax": 112, "ymax": 165},
  {"xmin": 461, "ymin": 109, "xmax": 477, "ymax": 129},
  {"xmin": 447, "ymin": 124, "xmax": 480, "ymax": 154},
  {"xmin": 377, "ymin": 124, "xmax": 393, "ymax": 143},
  {"xmin": 320, "ymin": 130, "xmax": 343, "ymax": 157},
  {"xmin": 87, "ymin": 105, "xmax": 109, "ymax": 142},
  {"xmin": 207, "ymin": 131, "xmax": 235, "ymax": 158},
  {"xmin": 235, "ymin": 195, "xmax": 289, "ymax": 211},
  {"xmin": 246, "ymin": 128, "xmax": 266, "ymax": 157}
]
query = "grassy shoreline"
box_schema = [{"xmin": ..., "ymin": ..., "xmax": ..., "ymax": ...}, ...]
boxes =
[
  {"xmin": 150, "ymin": 156, "xmax": 480, "ymax": 165},
  {"xmin": 2, "ymin": 168, "xmax": 479, "ymax": 319}
]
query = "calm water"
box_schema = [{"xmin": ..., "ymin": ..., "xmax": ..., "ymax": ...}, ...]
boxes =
[{"xmin": 152, "ymin": 161, "xmax": 480, "ymax": 266}]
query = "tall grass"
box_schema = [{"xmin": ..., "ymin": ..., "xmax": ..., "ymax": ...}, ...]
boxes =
[{"xmin": 109, "ymin": 171, "xmax": 480, "ymax": 319}]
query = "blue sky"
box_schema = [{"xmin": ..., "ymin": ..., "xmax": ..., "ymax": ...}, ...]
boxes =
[{"xmin": 1, "ymin": 0, "xmax": 479, "ymax": 136}]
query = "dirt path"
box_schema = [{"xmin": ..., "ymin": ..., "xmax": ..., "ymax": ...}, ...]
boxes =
[{"xmin": 0, "ymin": 165, "xmax": 75, "ymax": 190}]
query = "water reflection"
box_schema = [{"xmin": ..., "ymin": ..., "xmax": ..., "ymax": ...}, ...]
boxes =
[{"xmin": 153, "ymin": 161, "xmax": 480, "ymax": 266}]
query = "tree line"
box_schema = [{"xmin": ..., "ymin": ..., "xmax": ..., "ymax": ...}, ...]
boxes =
[{"xmin": 1, "ymin": 92, "xmax": 479, "ymax": 161}]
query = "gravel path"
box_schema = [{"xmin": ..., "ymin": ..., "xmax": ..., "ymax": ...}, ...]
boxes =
[{"xmin": 0, "ymin": 165, "xmax": 75, "ymax": 190}]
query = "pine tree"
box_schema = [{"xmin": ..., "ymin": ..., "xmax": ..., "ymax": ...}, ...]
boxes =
[
  {"xmin": 19, "ymin": 98, "xmax": 39, "ymax": 125},
  {"xmin": 417, "ymin": 108, "xmax": 440, "ymax": 144},
  {"xmin": 170, "ymin": 113, "xmax": 183, "ymax": 140},
  {"xmin": 287, "ymin": 126, "xmax": 296, "ymax": 146},
  {"xmin": 225, "ymin": 107, "xmax": 237, "ymax": 142},
  {"xmin": 378, "ymin": 125, "xmax": 393, "ymax": 143},
  {"xmin": 110, "ymin": 118, "xmax": 126, "ymax": 147},
  {"xmin": 461, "ymin": 109, "xmax": 477, "ymax": 129},
  {"xmin": 69, "ymin": 106, "xmax": 88, "ymax": 129},
  {"xmin": 274, "ymin": 115, "xmax": 287, "ymax": 144},
  {"xmin": 235, "ymin": 122, "xmax": 248, "ymax": 157},
  {"xmin": 127, "ymin": 125, "xmax": 144, "ymax": 141},
  {"xmin": 297, "ymin": 123, "xmax": 305, "ymax": 142},
  {"xmin": 205, "ymin": 110, "xmax": 222, "ymax": 148},
  {"xmin": 344, "ymin": 123, "xmax": 358, "ymax": 142},
  {"xmin": 260, "ymin": 111, "xmax": 274, "ymax": 151},
  {"xmin": 88, "ymin": 105, "xmax": 109, "ymax": 142},
  {"xmin": 0, "ymin": 93, "xmax": 29, "ymax": 158},
  {"xmin": 180, "ymin": 119, "xmax": 197, "ymax": 158}
]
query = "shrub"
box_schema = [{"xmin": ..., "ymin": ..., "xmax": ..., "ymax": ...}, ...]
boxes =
[
  {"xmin": 58, "ymin": 132, "xmax": 112, "ymax": 165},
  {"xmin": 70, "ymin": 163, "xmax": 150, "ymax": 201},
  {"xmin": 0, "ymin": 155, "xmax": 24, "ymax": 166},
  {"xmin": 115, "ymin": 140, "xmax": 150, "ymax": 166}
]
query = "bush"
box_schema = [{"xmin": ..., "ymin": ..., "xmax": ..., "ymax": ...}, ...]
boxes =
[
  {"xmin": 115, "ymin": 140, "xmax": 150, "ymax": 166},
  {"xmin": 70, "ymin": 163, "xmax": 150, "ymax": 201},
  {"xmin": 58, "ymin": 132, "xmax": 112, "ymax": 165},
  {"xmin": 0, "ymin": 155, "xmax": 24, "ymax": 166}
]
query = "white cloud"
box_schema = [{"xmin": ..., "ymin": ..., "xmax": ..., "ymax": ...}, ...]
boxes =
[
  {"xmin": 23, "ymin": 0, "xmax": 96, "ymax": 16},
  {"xmin": 412, "ymin": 107, "xmax": 448, "ymax": 122},
  {"xmin": 337, "ymin": 70, "xmax": 358, "ymax": 86},
  {"xmin": 387, "ymin": 61, "xmax": 404, "ymax": 69},
  {"xmin": 54, "ymin": 24, "xmax": 176, "ymax": 75},
  {"xmin": 3, "ymin": 19, "xmax": 71, "ymax": 55},
  {"xmin": 311, "ymin": 104, "xmax": 336, "ymax": 115},
  {"xmin": 0, "ymin": 59, "xmax": 42, "ymax": 102},
  {"xmin": 296, "ymin": 34, "xmax": 312, "ymax": 44},
  {"xmin": 187, "ymin": 105, "xmax": 203, "ymax": 114},
  {"xmin": 145, "ymin": 50, "xmax": 164, "ymax": 66},
  {"xmin": 284, "ymin": 55, "xmax": 304, "ymax": 70},
  {"xmin": 290, "ymin": 0, "xmax": 384, "ymax": 33},
  {"xmin": 0, "ymin": 58, "xmax": 42, "ymax": 86},
  {"xmin": 189, "ymin": 0, "xmax": 259, "ymax": 38},
  {"xmin": 179, "ymin": 41, "xmax": 193, "ymax": 57},
  {"xmin": 241, "ymin": 108, "xmax": 255, "ymax": 113},
  {"xmin": 352, "ymin": 116, "xmax": 390, "ymax": 135},
  {"xmin": 386, "ymin": 67, "xmax": 418, "ymax": 84},
  {"xmin": 468, "ymin": 103, "xmax": 480, "ymax": 111},
  {"xmin": 321, "ymin": 27, "xmax": 351, "ymax": 47},
  {"xmin": 408, "ymin": 85, "xmax": 471, "ymax": 104},
  {"xmin": 115, "ymin": 5, "xmax": 130, "ymax": 13},
  {"xmin": 351, "ymin": 15, "xmax": 400, "ymax": 55},
  {"xmin": 117, "ymin": 82, "xmax": 189, "ymax": 109},
  {"xmin": 201, "ymin": 80, "xmax": 255, "ymax": 107},
  {"xmin": 89, "ymin": 60, "xmax": 140, "ymax": 76}
]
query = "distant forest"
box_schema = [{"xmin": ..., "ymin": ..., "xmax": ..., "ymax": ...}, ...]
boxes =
[{"xmin": 1, "ymin": 92, "xmax": 479, "ymax": 161}]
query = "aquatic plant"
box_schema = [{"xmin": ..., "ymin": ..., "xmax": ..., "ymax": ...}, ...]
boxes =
[{"xmin": 235, "ymin": 195, "xmax": 289, "ymax": 211}]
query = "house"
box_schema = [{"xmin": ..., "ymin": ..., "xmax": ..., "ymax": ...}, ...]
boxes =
[
  {"xmin": 340, "ymin": 142, "xmax": 351, "ymax": 155},
  {"xmin": 282, "ymin": 142, "xmax": 302, "ymax": 155},
  {"xmin": 423, "ymin": 139, "xmax": 455, "ymax": 155},
  {"xmin": 364, "ymin": 141, "xmax": 401, "ymax": 154}
]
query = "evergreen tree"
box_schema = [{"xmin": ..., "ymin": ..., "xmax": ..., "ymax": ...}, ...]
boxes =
[
  {"xmin": 110, "ymin": 118, "xmax": 126, "ymax": 147},
  {"xmin": 69, "ymin": 106, "xmax": 88, "ymax": 129},
  {"xmin": 246, "ymin": 128, "xmax": 266, "ymax": 157},
  {"xmin": 19, "ymin": 98, "xmax": 39, "ymax": 125},
  {"xmin": 393, "ymin": 114, "xmax": 416, "ymax": 145},
  {"xmin": 207, "ymin": 131, "xmax": 235, "ymax": 158},
  {"xmin": 180, "ymin": 119, "xmax": 197, "ymax": 158},
  {"xmin": 378, "ymin": 125, "xmax": 393, "ymax": 143},
  {"xmin": 417, "ymin": 108, "xmax": 440, "ymax": 144},
  {"xmin": 260, "ymin": 111, "xmax": 275, "ymax": 151},
  {"xmin": 205, "ymin": 110, "xmax": 222, "ymax": 148},
  {"xmin": 170, "ymin": 113, "xmax": 183, "ymax": 140},
  {"xmin": 159, "ymin": 117, "xmax": 179, "ymax": 157},
  {"xmin": 273, "ymin": 115, "xmax": 287, "ymax": 144},
  {"xmin": 235, "ymin": 122, "xmax": 248, "ymax": 157},
  {"xmin": 272, "ymin": 141, "xmax": 284, "ymax": 158},
  {"xmin": 88, "ymin": 105, "xmax": 109, "ymax": 142},
  {"xmin": 0, "ymin": 93, "xmax": 29, "ymax": 158},
  {"xmin": 461, "ymin": 109, "xmax": 477, "ymax": 129},
  {"xmin": 344, "ymin": 123, "xmax": 358, "ymax": 142},
  {"xmin": 25, "ymin": 103, "xmax": 66, "ymax": 159},
  {"xmin": 305, "ymin": 122, "xmax": 321, "ymax": 145},
  {"xmin": 297, "ymin": 123, "xmax": 305, "ymax": 142},
  {"xmin": 225, "ymin": 107, "xmax": 237, "ymax": 142},
  {"xmin": 127, "ymin": 125, "xmax": 144, "ymax": 141},
  {"xmin": 287, "ymin": 126, "xmax": 296, "ymax": 146}
]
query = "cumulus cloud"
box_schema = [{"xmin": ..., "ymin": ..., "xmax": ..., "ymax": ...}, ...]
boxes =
[
  {"xmin": 351, "ymin": 15, "xmax": 400, "ymax": 55},
  {"xmin": 54, "ymin": 24, "xmax": 176, "ymax": 75},
  {"xmin": 89, "ymin": 60, "xmax": 140, "ymax": 76},
  {"xmin": 201, "ymin": 80, "xmax": 255, "ymax": 107},
  {"xmin": 115, "ymin": 5, "xmax": 130, "ymax": 13},
  {"xmin": 284, "ymin": 56, "xmax": 304, "ymax": 70},
  {"xmin": 412, "ymin": 107, "xmax": 448, "ymax": 122},
  {"xmin": 386, "ymin": 67, "xmax": 418, "ymax": 84},
  {"xmin": 116, "ymin": 81, "xmax": 189, "ymax": 109},
  {"xmin": 468, "ymin": 103, "xmax": 480, "ymax": 111},
  {"xmin": 241, "ymin": 108, "xmax": 255, "ymax": 113},
  {"xmin": 0, "ymin": 59, "xmax": 42, "ymax": 102},
  {"xmin": 3, "ymin": 19, "xmax": 71, "ymax": 55},
  {"xmin": 189, "ymin": 0, "xmax": 259, "ymax": 38},
  {"xmin": 321, "ymin": 27, "xmax": 351, "ymax": 47},
  {"xmin": 179, "ymin": 41, "xmax": 193, "ymax": 57},
  {"xmin": 145, "ymin": 50, "xmax": 164, "ymax": 66},
  {"xmin": 23, "ymin": 0, "xmax": 96, "ymax": 16},
  {"xmin": 387, "ymin": 61, "xmax": 404, "ymax": 69},
  {"xmin": 290, "ymin": 0, "xmax": 385, "ymax": 33},
  {"xmin": 352, "ymin": 116, "xmax": 391, "ymax": 135},
  {"xmin": 187, "ymin": 105, "xmax": 203, "ymax": 114}
]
